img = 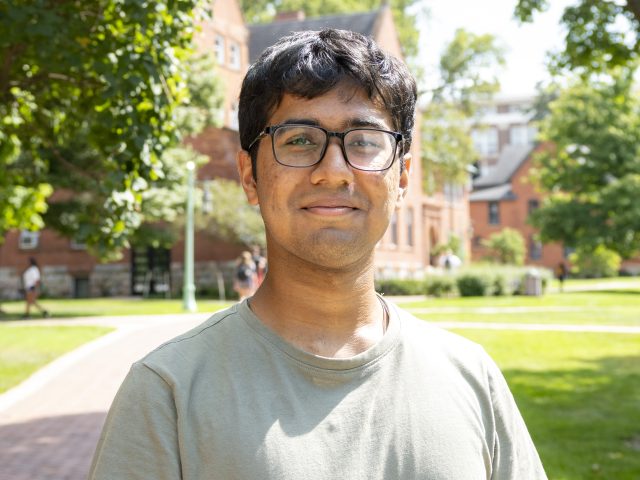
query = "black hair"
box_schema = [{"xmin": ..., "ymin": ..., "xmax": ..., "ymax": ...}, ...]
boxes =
[{"xmin": 238, "ymin": 29, "xmax": 417, "ymax": 179}]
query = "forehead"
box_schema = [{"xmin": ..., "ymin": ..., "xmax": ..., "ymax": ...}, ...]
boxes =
[{"xmin": 268, "ymin": 86, "xmax": 393, "ymax": 130}]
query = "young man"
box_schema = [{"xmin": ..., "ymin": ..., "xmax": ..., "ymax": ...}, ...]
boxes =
[{"xmin": 89, "ymin": 29, "xmax": 547, "ymax": 479}]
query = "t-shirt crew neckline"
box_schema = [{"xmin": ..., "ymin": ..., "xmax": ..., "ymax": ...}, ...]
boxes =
[{"xmin": 237, "ymin": 296, "xmax": 401, "ymax": 373}]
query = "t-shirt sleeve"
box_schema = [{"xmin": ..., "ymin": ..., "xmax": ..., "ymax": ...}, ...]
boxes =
[
  {"xmin": 88, "ymin": 362, "xmax": 182, "ymax": 480},
  {"xmin": 483, "ymin": 350, "xmax": 548, "ymax": 480}
]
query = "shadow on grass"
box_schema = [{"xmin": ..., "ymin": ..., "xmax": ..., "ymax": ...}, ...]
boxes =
[
  {"xmin": 505, "ymin": 355, "xmax": 640, "ymax": 480},
  {"xmin": 0, "ymin": 411, "xmax": 106, "ymax": 480},
  {"xmin": 571, "ymin": 289, "xmax": 640, "ymax": 295}
]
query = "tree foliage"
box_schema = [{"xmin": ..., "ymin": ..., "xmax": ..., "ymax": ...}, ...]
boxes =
[
  {"xmin": 514, "ymin": 0, "xmax": 640, "ymax": 74},
  {"xmin": 529, "ymin": 69, "xmax": 640, "ymax": 258},
  {"xmin": 481, "ymin": 228, "xmax": 526, "ymax": 265},
  {"xmin": 569, "ymin": 245, "xmax": 622, "ymax": 278},
  {"xmin": 421, "ymin": 29, "xmax": 504, "ymax": 192},
  {"xmin": 0, "ymin": 0, "xmax": 221, "ymax": 259},
  {"xmin": 239, "ymin": 0, "xmax": 425, "ymax": 59},
  {"xmin": 196, "ymin": 179, "xmax": 266, "ymax": 248}
]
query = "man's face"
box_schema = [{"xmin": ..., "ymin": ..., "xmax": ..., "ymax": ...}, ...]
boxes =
[{"xmin": 237, "ymin": 86, "xmax": 411, "ymax": 271}]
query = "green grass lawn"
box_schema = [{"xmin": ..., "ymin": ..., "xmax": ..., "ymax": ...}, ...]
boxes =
[
  {"xmin": 398, "ymin": 289, "xmax": 640, "ymax": 326},
  {"xmin": 0, "ymin": 298, "xmax": 232, "ymax": 321},
  {"xmin": 0, "ymin": 279, "xmax": 638, "ymax": 478},
  {"xmin": 454, "ymin": 329, "xmax": 640, "ymax": 480},
  {"xmin": 0, "ymin": 325, "xmax": 114, "ymax": 394}
]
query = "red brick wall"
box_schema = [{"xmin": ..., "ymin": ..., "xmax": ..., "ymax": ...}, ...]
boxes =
[{"xmin": 470, "ymin": 150, "xmax": 564, "ymax": 269}]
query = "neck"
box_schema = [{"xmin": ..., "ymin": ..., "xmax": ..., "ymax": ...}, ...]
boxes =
[{"xmin": 248, "ymin": 249, "xmax": 386, "ymax": 358}]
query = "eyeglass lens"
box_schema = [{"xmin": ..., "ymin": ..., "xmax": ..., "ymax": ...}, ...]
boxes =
[{"xmin": 272, "ymin": 125, "xmax": 396, "ymax": 170}]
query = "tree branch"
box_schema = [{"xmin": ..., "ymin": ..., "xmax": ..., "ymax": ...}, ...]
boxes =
[{"xmin": 0, "ymin": 43, "xmax": 26, "ymax": 96}]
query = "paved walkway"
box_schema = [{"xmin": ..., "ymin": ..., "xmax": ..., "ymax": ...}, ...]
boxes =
[
  {"xmin": 0, "ymin": 308, "xmax": 638, "ymax": 480},
  {"xmin": 0, "ymin": 313, "xmax": 209, "ymax": 480}
]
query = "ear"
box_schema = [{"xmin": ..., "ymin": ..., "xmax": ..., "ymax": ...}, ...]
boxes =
[
  {"xmin": 237, "ymin": 150, "xmax": 259, "ymax": 206},
  {"xmin": 396, "ymin": 153, "xmax": 411, "ymax": 208}
]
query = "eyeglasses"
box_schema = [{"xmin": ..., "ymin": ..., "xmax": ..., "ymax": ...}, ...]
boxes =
[{"xmin": 247, "ymin": 124, "xmax": 403, "ymax": 172}]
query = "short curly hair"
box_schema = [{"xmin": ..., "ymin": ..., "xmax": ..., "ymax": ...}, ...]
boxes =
[{"xmin": 238, "ymin": 29, "xmax": 417, "ymax": 178}]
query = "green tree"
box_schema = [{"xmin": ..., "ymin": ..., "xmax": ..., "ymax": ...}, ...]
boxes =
[
  {"xmin": 481, "ymin": 228, "xmax": 526, "ymax": 265},
  {"xmin": 515, "ymin": 0, "xmax": 640, "ymax": 74},
  {"xmin": 196, "ymin": 179, "xmax": 266, "ymax": 248},
  {"xmin": 239, "ymin": 0, "xmax": 425, "ymax": 59},
  {"xmin": 529, "ymin": 69, "xmax": 640, "ymax": 259},
  {"xmin": 569, "ymin": 245, "xmax": 622, "ymax": 278},
  {"xmin": 421, "ymin": 29, "xmax": 505, "ymax": 192},
  {"xmin": 0, "ymin": 0, "xmax": 218, "ymax": 259}
]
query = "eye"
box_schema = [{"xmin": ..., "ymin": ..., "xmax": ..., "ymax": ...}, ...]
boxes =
[
  {"xmin": 275, "ymin": 126, "xmax": 323, "ymax": 149},
  {"xmin": 286, "ymin": 135, "xmax": 315, "ymax": 146},
  {"xmin": 347, "ymin": 131, "xmax": 385, "ymax": 150}
]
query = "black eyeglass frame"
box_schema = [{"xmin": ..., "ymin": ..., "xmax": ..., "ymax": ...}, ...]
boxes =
[{"xmin": 247, "ymin": 124, "xmax": 404, "ymax": 172}]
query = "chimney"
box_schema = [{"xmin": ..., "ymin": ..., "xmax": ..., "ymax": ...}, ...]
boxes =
[{"xmin": 274, "ymin": 10, "xmax": 306, "ymax": 22}]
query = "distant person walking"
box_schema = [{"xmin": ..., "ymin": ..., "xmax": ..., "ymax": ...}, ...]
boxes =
[
  {"xmin": 555, "ymin": 262, "xmax": 568, "ymax": 292},
  {"xmin": 233, "ymin": 251, "xmax": 257, "ymax": 301},
  {"xmin": 251, "ymin": 245, "xmax": 267, "ymax": 287},
  {"xmin": 22, "ymin": 257, "xmax": 49, "ymax": 319}
]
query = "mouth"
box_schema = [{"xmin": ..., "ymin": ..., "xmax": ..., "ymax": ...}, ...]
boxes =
[{"xmin": 301, "ymin": 198, "xmax": 361, "ymax": 216}]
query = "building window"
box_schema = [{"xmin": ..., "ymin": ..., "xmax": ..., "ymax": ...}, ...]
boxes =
[
  {"xmin": 510, "ymin": 125, "xmax": 529, "ymax": 146},
  {"xmin": 529, "ymin": 235, "xmax": 542, "ymax": 260},
  {"xmin": 563, "ymin": 246, "xmax": 575, "ymax": 259},
  {"xmin": 406, "ymin": 208, "xmax": 414, "ymax": 247},
  {"xmin": 473, "ymin": 235, "xmax": 483, "ymax": 247},
  {"xmin": 214, "ymin": 34, "xmax": 225, "ymax": 65},
  {"xmin": 390, "ymin": 211, "xmax": 398, "ymax": 245},
  {"xmin": 471, "ymin": 127, "xmax": 499, "ymax": 156},
  {"xmin": 488, "ymin": 202, "xmax": 500, "ymax": 225},
  {"xmin": 19, "ymin": 230, "xmax": 40, "ymax": 250},
  {"xmin": 528, "ymin": 199, "xmax": 539, "ymax": 215},
  {"xmin": 229, "ymin": 42, "xmax": 241, "ymax": 70},
  {"xmin": 70, "ymin": 238, "xmax": 87, "ymax": 250},
  {"xmin": 229, "ymin": 101, "xmax": 239, "ymax": 131}
]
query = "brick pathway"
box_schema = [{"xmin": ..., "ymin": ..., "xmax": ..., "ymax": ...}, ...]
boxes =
[{"xmin": 0, "ymin": 313, "xmax": 210, "ymax": 480}]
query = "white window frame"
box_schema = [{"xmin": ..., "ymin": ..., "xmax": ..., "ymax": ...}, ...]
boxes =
[
  {"xmin": 229, "ymin": 101, "xmax": 239, "ymax": 131},
  {"xmin": 472, "ymin": 127, "xmax": 499, "ymax": 156},
  {"xmin": 405, "ymin": 207, "xmax": 414, "ymax": 247},
  {"xmin": 229, "ymin": 42, "xmax": 241, "ymax": 70},
  {"xmin": 510, "ymin": 125, "xmax": 530, "ymax": 146},
  {"xmin": 19, "ymin": 230, "xmax": 40, "ymax": 250},
  {"xmin": 214, "ymin": 34, "xmax": 225, "ymax": 65}
]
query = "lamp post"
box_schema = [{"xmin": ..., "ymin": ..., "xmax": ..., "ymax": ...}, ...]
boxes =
[{"xmin": 182, "ymin": 161, "xmax": 197, "ymax": 312}]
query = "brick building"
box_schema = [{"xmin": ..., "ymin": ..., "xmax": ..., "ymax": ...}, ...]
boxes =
[
  {"xmin": 0, "ymin": 0, "xmax": 470, "ymax": 299},
  {"xmin": 469, "ymin": 143, "xmax": 565, "ymax": 268}
]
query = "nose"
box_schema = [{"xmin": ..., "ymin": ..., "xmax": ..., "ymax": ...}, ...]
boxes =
[{"xmin": 309, "ymin": 136, "xmax": 354, "ymax": 186}]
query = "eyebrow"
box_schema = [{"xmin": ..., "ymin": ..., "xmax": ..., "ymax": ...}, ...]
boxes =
[{"xmin": 279, "ymin": 117, "xmax": 391, "ymax": 130}]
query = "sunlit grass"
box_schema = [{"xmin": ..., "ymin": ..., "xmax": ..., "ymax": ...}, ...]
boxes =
[
  {"xmin": 453, "ymin": 329, "xmax": 640, "ymax": 480},
  {"xmin": 0, "ymin": 325, "xmax": 114, "ymax": 394},
  {"xmin": 0, "ymin": 298, "xmax": 232, "ymax": 321}
]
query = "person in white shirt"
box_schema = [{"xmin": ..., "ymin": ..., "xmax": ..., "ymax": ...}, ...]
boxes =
[{"xmin": 22, "ymin": 257, "xmax": 49, "ymax": 319}]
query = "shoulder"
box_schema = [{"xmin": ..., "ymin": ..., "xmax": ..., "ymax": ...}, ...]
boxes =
[
  {"xmin": 389, "ymin": 302, "xmax": 493, "ymax": 379},
  {"xmin": 137, "ymin": 304, "xmax": 247, "ymax": 384}
]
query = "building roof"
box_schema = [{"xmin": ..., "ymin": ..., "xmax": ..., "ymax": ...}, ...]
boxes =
[
  {"xmin": 469, "ymin": 183, "xmax": 516, "ymax": 202},
  {"xmin": 472, "ymin": 143, "xmax": 534, "ymax": 189},
  {"xmin": 249, "ymin": 11, "xmax": 380, "ymax": 63}
]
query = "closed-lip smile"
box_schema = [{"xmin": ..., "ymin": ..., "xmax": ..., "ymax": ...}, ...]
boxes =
[{"xmin": 301, "ymin": 197, "xmax": 362, "ymax": 216}]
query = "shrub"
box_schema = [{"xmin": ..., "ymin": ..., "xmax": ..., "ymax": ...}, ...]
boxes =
[
  {"xmin": 569, "ymin": 245, "xmax": 622, "ymax": 278},
  {"xmin": 456, "ymin": 273, "xmax": 491, "ymax": 296},
  {"xmin": 481, "ymin": 228, "xmax": 526, "ymax": 265},
  {"xmin": 424, "ymin": 276, "xmax": 456, "ymax": 297},
  {"xmin": 375, "ymin": 279, "xmax": 424, "ymax": 296},
  {"xmin": 492, "ymin": 275, "xmax": 506, "ymax": 296}
]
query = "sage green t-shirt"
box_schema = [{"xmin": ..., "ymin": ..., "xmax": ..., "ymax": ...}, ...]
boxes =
[{"xmin": 89, "ymin": 299, "xmax": 547, "ymax": 479}]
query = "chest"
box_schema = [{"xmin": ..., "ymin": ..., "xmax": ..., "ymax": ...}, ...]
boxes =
[{"xmin": 174, "ymin": 358, "xmax": 494, "ymax": 480}]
